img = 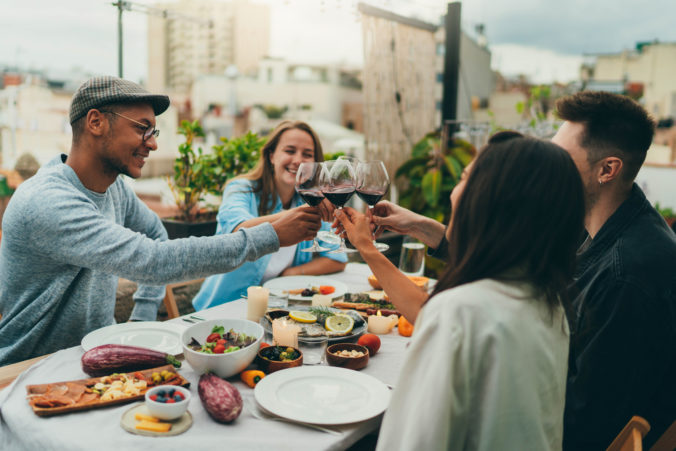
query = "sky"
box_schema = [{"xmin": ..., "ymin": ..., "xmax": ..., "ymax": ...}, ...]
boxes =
[{"xmin": 1, "ymin": 0, "xmax": 676, "ymax": 85}]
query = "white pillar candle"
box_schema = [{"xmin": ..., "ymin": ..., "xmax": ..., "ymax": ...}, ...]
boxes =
[
  {"xmin": 311, "ymin": 294, "xmax": 333, "ymax": 307},
  {"xmin": 272, "ymin": 319, "xmax": 300, "ymax": 348},
  {"xmin": 246, "ymin": 286, "xmax": 269, "ymax": 322},
  {"xmin": 368, "ymin": 310, "xmax": 394, "ymax": 335}
]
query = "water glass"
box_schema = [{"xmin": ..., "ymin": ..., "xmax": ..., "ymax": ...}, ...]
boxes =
[
  {"xmin": 398, "ymin": 236, "xmax": 425, "ymax": 277},
  {"xmin": 298, "ymin": 336, "xmax": 328, "ymax": 365},
  {"xmin": 268, "ymin": 290, "xmax": 289, "ymax": 309}
]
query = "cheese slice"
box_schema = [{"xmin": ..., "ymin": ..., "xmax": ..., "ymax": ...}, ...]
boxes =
[
  {"xmin": 364, "ymin": 290, "xmax": 387, "ymax": 301},
  {"xmin": 134, "ymin": 412, "xmax": 160, "ymax": 423},
  {"xmin": 136, "ymin": 420, "xmax": 171, "ymax": 432}
]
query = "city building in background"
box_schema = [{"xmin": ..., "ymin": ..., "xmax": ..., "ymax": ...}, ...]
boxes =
[
  {"xmin": 147, "ymin": 0, "xmax": 270, "ymax": 94},
  {"xmin": 190, "ymin": 57, "xmax": 363, "ymax": 142},
  {"xmin": 0, "ymin": 73, "xmax": 74, "ymax": 169},
  {"xmin": 581, "ymin": 41, "xmax": 676, "ymax": 119}
]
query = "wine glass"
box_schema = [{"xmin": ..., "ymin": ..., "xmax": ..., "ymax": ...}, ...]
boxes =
[
  {"xmin": 295, "ymin": 162, "xmax": 330, "ymax": 252},
  {"xmin": 356, "ymin": 160, "xmax": 390, "ymax": 252},
  {"xmin": 320, "ymin": 159, "xmax": 358, "ymax": 254}
]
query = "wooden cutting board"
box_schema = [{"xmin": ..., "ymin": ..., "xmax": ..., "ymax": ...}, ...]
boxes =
[{"xmin": 26, "ymin": 364, "xmax": 190, "ymax": 417}]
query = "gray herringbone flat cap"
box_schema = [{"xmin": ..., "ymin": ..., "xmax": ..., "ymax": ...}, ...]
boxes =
[{"xmin": 69, "ymin": 76, "xmax": 170, "ymax": 124}]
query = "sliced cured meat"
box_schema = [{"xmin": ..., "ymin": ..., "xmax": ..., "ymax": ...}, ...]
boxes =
[{"xmin": 331, "ymin": 301, "xmax": 373, "ymax": 311}]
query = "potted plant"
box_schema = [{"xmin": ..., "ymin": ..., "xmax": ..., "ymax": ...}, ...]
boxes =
[
  {"xmin": 655, "ymin": 202, "xmax": 676, "ymax": 228},
  {"xmin": 393, "ymin": 130, "xmax": 476, "ymax": 275},
  {"xmin": 162, "ymin": 120, "xmax": 264, "ymax": 239},
  {"xmin": 396, "ymin": 130, "xmax": 475, "ymax": 224}
]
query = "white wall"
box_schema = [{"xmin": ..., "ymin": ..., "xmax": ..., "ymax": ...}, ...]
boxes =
[{"xmin": 635, "ymin": 164, "xmax": 676, "ymax": 210}]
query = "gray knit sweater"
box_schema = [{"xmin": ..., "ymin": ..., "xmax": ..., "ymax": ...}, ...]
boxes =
[{"xmin": 0, "ymin": 155, "xmax": 279, "ymax": 365}]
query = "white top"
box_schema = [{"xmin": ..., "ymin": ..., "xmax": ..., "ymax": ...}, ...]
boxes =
[
  {"xmin": 261, "ymin": 244, "xmax": 297, "ymax": 284},
  {"xmin": 376, "ymin": 279, "xmax": 569, "ymax": 451}
]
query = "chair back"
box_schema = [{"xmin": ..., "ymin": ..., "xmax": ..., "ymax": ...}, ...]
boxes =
[
  {"xmin": 649, "ymin": 419, "xmax": 676, "ymax": 451},
  {"xmin": 607, "ymin": 416, "xmax": 651, "ymax": 451}
]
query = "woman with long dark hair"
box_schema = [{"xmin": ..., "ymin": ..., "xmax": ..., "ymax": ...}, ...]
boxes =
[
  {"xmin": 193, "ymin": 120, "xmax": 346, "ymax": 310},
  {"xmin": 336, "ymin": 132, "xmax": 585, "ymax": 449}
]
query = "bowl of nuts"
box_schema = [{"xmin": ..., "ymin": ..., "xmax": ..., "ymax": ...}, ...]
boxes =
[{"xmin": 325, "ymin": 343, "xmax": 369, "ymax": 370}]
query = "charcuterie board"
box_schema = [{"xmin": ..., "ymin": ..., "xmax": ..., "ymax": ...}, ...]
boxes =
[{"xmin": 26, "ymin": 365, "xmax": 189, "ymax": 417}]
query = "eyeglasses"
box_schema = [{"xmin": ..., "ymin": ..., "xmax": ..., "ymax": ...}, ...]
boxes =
[{"xmin": 101, "ymin": 110, "xmax": 160, "ymax": 142}]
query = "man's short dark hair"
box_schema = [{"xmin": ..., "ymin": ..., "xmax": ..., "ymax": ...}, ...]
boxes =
[
  {"xmin": 555, "ymin": 91, "xmax": 656, "ymax": 182},
  {"xmin": 70, "ymin": 103, "xmax": 125, "ymax": 145}
]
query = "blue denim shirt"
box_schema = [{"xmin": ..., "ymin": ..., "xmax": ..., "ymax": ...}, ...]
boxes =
[{"xmin": 192, "ymin": 178, "xmax": 346, "ymax": 310}]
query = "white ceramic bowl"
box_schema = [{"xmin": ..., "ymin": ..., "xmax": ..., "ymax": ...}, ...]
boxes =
[
  {"xmin": 181, "ymin": 318, "xmax": 263, "ymax": 378},
  {"xmin": 145, "ymin": 385, "xmax": 191, "ymax": 420}
]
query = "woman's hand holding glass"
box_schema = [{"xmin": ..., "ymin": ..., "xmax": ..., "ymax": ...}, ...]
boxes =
[{"xmin": 334, "ymin": 207, "xmax": 377, "ymax": 251}]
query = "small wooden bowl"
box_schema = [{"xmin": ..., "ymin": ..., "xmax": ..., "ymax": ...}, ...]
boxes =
[
  {"xmin": 256, "ymin": 346, "xmax": 303, "ymax": 373},
  {"xmin": 326, "ymin": 343, "xmax": 369, "ymax": 370}
]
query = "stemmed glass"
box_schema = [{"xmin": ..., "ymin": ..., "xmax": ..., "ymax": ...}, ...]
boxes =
[
  {"xmin": 320, "ymin": 159, "xmax": 358, "ymax": 254},
  {"xmin": 356, "ymin": 160, "xmax": 390, "ymax": 252},
  {"xmin": 295, "ymin": 162, "xmax": 330, "ymax": 252}
]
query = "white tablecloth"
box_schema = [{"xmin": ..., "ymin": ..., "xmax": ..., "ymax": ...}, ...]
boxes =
[{"xmin": 0, "ymin": 264, "xmax": 411, "ymax": 451}]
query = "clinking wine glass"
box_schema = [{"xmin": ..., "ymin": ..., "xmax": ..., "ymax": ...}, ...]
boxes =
[
  {"xmin": 320, "ymin": 159, "xmax": 358, "ymax": 254},
  {"xmin": 356, "ymin": 160, "xmax": 390, "ymax": 252},
  {"xmin": 295, "ymin": 162, "xmax": 330, "ymax": 252}
]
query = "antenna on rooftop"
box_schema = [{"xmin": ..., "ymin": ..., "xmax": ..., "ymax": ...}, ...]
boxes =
[{"xmin": 110, "ymin": 1, "xmax": 213, "ymax": 79}]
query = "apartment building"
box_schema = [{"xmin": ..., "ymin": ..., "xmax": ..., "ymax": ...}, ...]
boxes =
[
  {"xmin": 0, "ymin": 75, "xmax": 73, "ymax": 168},
  {"xmin": 147, "ymin": 0, "xmax": 270, "ymax": 94},
  {"xmin": 582, "ymin": 41, "xmax": 676, "ymax": 118}
]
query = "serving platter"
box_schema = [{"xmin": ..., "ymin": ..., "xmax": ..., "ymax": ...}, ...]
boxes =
[
  {"xmin": 263, "ymin": 276, "xmax": 348, "ymax": 302},
  {"xmin": 261, "ymin": 305, "xmax": 367, "ymax": 344},
  {"xmin": 26, "ymin": 365, "xmax": 189, "ymax": 417},
  {"xmin": 254, "ymin": 366, "xmax": 390, "ymax": 425},
  {"xmin": 81, "ymin": 322, "xmax": 183, "ymax": 355}
]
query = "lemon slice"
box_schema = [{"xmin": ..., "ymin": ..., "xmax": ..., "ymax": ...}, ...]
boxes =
[
  {"xmin": 289, "ymin": 311, "xmax": 317, "ymax": 323},
  {"xmin": 325, "ymin": 314, "xmax": 354, "ymax": 334}
]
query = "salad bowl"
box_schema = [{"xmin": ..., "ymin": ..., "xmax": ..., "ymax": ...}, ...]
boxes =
[{"xmin": 181, "ymin": 318, "xmax": 263, "ymax": 378}]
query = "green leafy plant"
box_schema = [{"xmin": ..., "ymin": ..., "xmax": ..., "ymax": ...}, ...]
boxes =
[
  {"xmin": 655, "ymin": 202, "xmax": 675, "ymax": 218},
  {"xmin": 168, "ymin": 120, "xmax": 264, "ymax": 221},
  {"xmin": 395, "ymin": 131, "xmax": 476, "ymax": 224},
  {"xmin": 207, "ymin": 131, "xmax": 265, "ymax": 197},
  {"xmin": 323, "ymin": 151, "xmax": 346, "ymax": 161}
]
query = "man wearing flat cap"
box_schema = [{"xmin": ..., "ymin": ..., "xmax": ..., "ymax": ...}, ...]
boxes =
[{"xmin": 0, "ymin": 76, "xmax": 322, "ymax": 365}]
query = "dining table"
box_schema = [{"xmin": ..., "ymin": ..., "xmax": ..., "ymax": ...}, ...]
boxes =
[{"xmin": 0, "ymin": 263, "xmax": 416, "ymax": 451}]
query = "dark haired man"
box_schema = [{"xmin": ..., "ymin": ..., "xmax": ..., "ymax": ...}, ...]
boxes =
[
  {"xmin": 366, "ymin": 91, "xmax": 675, "ymax": 448},
  {"xmin": 552, "ymin": 91, "xmax": 676, "ymax": 449},
  {"xmin": 0, "ymin": 76, "xmax": 322, "ymax": 366}
]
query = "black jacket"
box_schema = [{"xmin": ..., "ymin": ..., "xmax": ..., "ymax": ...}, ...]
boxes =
[{"xmin": 563, "ymin": 184, "xmax": 676, "ymax": 449}]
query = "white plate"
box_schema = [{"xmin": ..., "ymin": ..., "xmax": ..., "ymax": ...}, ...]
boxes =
[
  {"xmin": 254, "ymin": 366, "xmax": 390, "ymax": 425},
  {"xmin": 81, "ymin": 322, "xmax": 183, "ymax": 355},
  {"xmin": 263, "ymin": 276, "xmax": 348, "ymax": 302}
]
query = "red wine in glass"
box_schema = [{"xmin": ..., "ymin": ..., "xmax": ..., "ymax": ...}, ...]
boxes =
[
  {"xmin": 320, "ymin": 160, "xmax": 358, "ymax": 253},
  {"xmin": 356, "ymin": 189, "xmax": 386, "ymax": 206},
  {"xmin": 295, "ymin": 162, "xmax": 331, "ymax": 252},
  {"xmin": 356, "ymin": 160, "xmax": 390, "ymax": 252},
  {"xmin": 323, "ymin": 187, "xmax": 355, "ymax": 207},
  {"xmin": 297, "ymin": 189, "xmax": 325, "ymax": 207}
]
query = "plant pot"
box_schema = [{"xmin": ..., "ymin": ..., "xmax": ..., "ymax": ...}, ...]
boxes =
[{"xmin": 161, "ymin": 217, "xmax": 217, "ymax": 239}]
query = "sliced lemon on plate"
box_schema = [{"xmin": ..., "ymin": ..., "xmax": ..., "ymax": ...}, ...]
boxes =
[
  {"xmin": 325, "ymin": 314, "xmax": 354, "ymax": 334},
  {"xmin": 289, "ymin": 311, "xmax": 317, "ymax": 323}
]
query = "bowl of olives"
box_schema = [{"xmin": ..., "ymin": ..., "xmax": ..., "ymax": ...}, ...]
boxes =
[{"xmin": 256, "ymin": 346, "xmax": 303, "ymax": 373}]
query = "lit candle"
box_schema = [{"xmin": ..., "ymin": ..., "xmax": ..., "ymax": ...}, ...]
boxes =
[
  {"xmin": 246, "ymin": 286, "xmax": 269, "ymax": 322},
  {"xmin": 368, "ymin": 310, "xmax": 394, "ymax": 335},
  {"xmin": 272, "ymin": 319, "xmax": 300, "ymax": 348},
  {"xmin": 311, "ymin": 294, "xmax": 332, "ymax": 307}
]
